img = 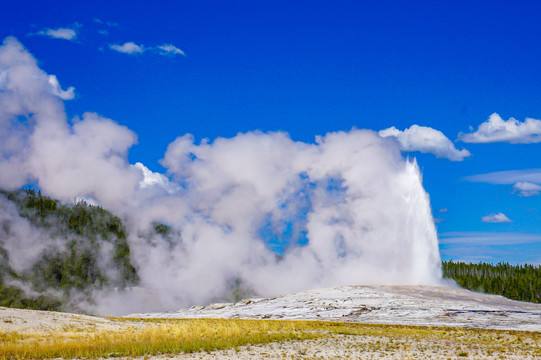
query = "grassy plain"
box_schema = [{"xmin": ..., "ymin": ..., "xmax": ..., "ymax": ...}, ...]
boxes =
[{"xmin": 1, "ymin": 317, "xmax": 540, "ymax": 359}]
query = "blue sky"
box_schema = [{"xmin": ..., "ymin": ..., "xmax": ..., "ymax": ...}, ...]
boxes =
[{"xmin": 2, "ymin": 0, "xmax": 541, "ymax": 264}]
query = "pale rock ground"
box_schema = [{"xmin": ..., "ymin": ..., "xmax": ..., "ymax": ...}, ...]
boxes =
[
  {"xmin": 130, "ymin": 285, "xmax": 541, "ymax": 332},
  {"xmin": 0, "ymin": 306, "xmax": 142, "ymax": 333},
  {"xmin": 163, "ymin": 334, "xmax": 539, "ymax": 360}
]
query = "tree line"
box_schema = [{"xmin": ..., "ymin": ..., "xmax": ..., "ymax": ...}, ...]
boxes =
[
  {"xmin": 0, "ymin": 188, "xmax": 141, "ymax": 311},
  {"xmin": 442, "ymin": 260, "xmax": 541, "ymax": 303}
]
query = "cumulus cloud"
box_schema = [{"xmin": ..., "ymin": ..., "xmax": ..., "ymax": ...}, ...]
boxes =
[
  {"xmin": 47, "ymin": 75, "xmax": 75, "ymax": 100},
  {"xmin": 36, "ymin": 27, "xmax": 77, "ymax": 41},
  {"xmin": 133, "ymin": 162, "xmax": 180, "ymax": 193},
  {"xmin": 0, "ymin": 36, "xmax": 140, "ymax": 206},
  {"xmin": 0, "ymin": 36, "xmax": 443, "ymax": 314},
  {"xmin": 156, "ymin": 44, "xmax": 185, "ymax": 56},
  {"xmin": 513, "ymin": 181, "xmax": 541, "ymax": 197},
  {"xmin": 481, "ymin": 213, "xmax": 512, "ymax": 223},
  {"xmin": 110, "ymin": 42, "xmax": 144, "ymax": 54},
  {"xmin": 459, "ymin": 113, "xmax": 541, "ymax": 143},
  {"xmin": 379, "ymin": 125, "xmax": 471, "ymax": 161}
]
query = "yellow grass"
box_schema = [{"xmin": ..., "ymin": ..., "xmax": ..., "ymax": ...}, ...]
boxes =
[
  {"xmin": 1, "ymin": 318, "xmax": 540, "ymax": 359},
  {"xmin": 0, "ymin": 318, "xmax": 318, "ymax": 359}
]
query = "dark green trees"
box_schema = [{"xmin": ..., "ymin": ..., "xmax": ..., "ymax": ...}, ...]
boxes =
[
  {"xmin": 442, "ymin": 260, "xmax": 541, "ymax": 303},
  {"xmin": 0, "ymin": 189, "xmax": 139, "ymax": 311}
]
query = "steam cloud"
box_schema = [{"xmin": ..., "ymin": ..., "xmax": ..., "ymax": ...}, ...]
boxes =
[{"xmin": 0, "ymin": 37, "xmax": 442, "ymax": 314}]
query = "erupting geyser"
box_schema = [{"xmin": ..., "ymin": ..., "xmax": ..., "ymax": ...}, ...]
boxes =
[{"xmin": 0, "ymin": 36, "xmax": 442, "ymax": 315}]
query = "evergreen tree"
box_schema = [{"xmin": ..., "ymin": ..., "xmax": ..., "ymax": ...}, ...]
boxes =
[{"xmin": 443, "ymin": 260, "xmax": 541, "ymax": 303}]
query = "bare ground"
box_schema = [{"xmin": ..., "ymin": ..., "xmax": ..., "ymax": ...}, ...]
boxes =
[{"xmin": 2, "ymin": 285, "xmax": 541, "ymax": 359}]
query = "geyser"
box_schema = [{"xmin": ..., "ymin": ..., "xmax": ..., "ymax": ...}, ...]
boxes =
[{"xmin": 0, "ymin": 37, "xmax": 442, "ymax": 315}]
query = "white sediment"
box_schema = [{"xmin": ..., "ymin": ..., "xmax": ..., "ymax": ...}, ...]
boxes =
[{"xmin": 130, "ymin": 285, "xmax": 541, "ymax": 332}]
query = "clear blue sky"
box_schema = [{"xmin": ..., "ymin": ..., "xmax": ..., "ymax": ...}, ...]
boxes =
[{"xmin": 2, "ymin": 0, "xmax": 541, "ymax": 264}]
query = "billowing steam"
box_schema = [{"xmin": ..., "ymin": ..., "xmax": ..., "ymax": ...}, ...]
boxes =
[{"xmin": 0, "ymin": 37, "xmax": 442, "ymax": 315}]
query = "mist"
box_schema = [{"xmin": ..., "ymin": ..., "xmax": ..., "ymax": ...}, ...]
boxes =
[{"xmin": 0, "ymin": 37, "xmax": 442, "ymax": 315}]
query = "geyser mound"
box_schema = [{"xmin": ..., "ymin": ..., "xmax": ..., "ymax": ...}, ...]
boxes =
[
  {"xmin": 130, "ymin": 285, "xmax": 541, "ymax": 332},
  {"xmin": 0, "ymin": 36, "xmax": 441, "ymax": 315}
]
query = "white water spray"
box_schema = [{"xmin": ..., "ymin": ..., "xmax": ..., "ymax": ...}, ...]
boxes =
[{"xmin": 0, "ymin": 37, "xmax": 442, "ymax": 314}]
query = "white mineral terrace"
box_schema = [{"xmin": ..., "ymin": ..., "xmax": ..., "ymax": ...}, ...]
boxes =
[{"xmin": 130, "ymin": 285, "xmax": 541, "ymax": 332}]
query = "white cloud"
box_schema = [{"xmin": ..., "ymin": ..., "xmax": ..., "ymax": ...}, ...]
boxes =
[
  {"xmin": 133, "ymin": 162, "xmax": 179, "ymax": 193},
  {"xmin": 110, "ymin": 42, "xmax": 186, "ymax": 57},
  {"xmin": 439, "ymin": 232, "xmax": 541, "ymax": 265},
  {"xmin": 465, "ymin": 169, "xmax": 541, "ymax": 196},
  {"xmin": 379, "ymin": 125, "xmax": 470, "ymax": 161},
  {"xmin": 438, "ymin": 208, "xmax": 448, "ymax": 213},
  {"xmin": 513, "ymin": 181, "xmax": 541, "ymax": 197},
  {"xmin": 37, "ymin": 27, "xmax": 77, "ymax": 41},
  {"xmin": 94, "ymin": 18, "xmax": 119, "ymax": 27},
  {"xmin": 156, "ymin": 44, "xmax": 185, "ymax": 56},
  {"xmin": 464, "ymin": 169, "xmax": 541, "ymax": 184},
  {"xmin": 110, "ymin": 42, "xmax": 144, "ymax": 54},
  {"xmin": 459, "ymin": 113, "xmax": 541, "ymax": 143},
  {"xmin": 47, "ymin": 75, "xmax": 75, "ymax": 100},
  {"xmin": 439, "ymin": 231, "xmax": 541, "ymax": 245},
  {"xmin": 0, "ymin": 36, "xmax": 140, "ymax": 204},
  {"xmin": 481, "ymin": 212, "xmax": 512, "ymax": 223}
]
